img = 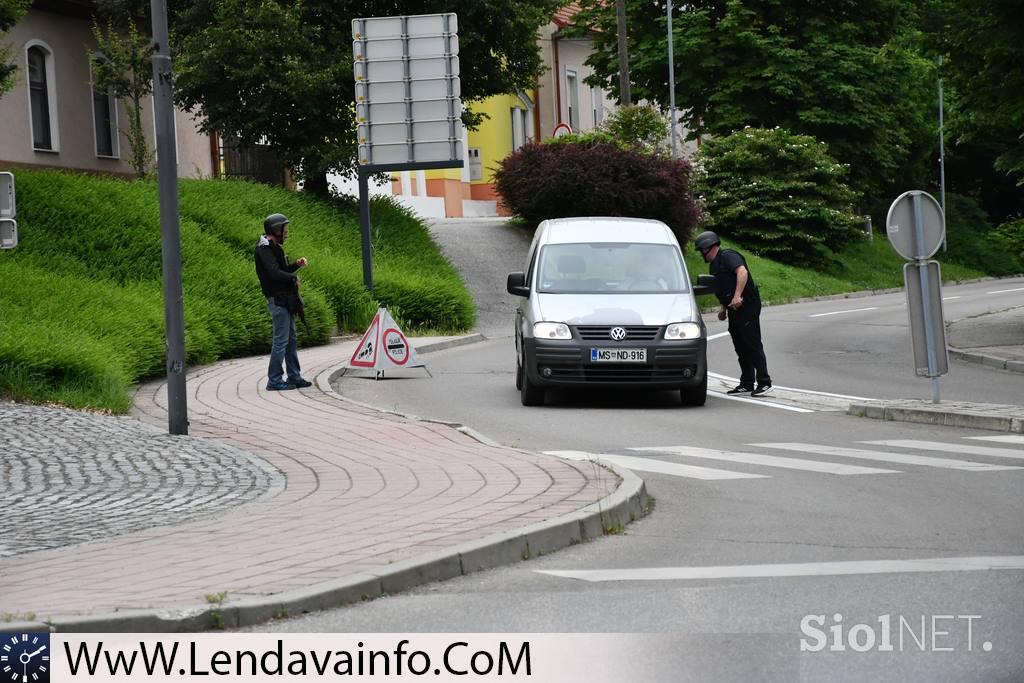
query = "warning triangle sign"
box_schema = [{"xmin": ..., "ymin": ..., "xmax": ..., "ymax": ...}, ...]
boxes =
[{"xmin": 348, "ymin": 308, "xmax": 425, "ymax": 371}]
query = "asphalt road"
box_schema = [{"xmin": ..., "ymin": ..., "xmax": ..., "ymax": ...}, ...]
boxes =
[{"xmin": 251, "ymin": 221, "xmax": 1023, "ymax": 681}]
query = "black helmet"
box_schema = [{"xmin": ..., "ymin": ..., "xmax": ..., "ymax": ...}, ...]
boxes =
[
  {"xmin": 693, "ymin": 230, "xmax": 720, "ymax": 252},
  {"xmin": 264, "ymin": 213, "xmax": 289, "ymax": 237}
]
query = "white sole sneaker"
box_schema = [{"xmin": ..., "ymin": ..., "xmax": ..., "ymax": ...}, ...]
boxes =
[{"xmin": 751, "ymin": 385, "xmax": 774, "ymax": 397}]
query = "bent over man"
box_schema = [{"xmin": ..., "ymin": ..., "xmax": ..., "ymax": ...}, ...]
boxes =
[
  {"xmin": 694, "ymin": 231, "xmax": 773, "ymax": 397},
  {"xmin": 255, "ymin": 213, "xmax": 311, "ymax": 391}
]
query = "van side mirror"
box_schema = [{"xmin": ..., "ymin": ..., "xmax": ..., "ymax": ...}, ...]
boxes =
[
  {"xmin": 507, "ymin": 272, "xmax": 530, "ymax": 297},
  {"xmin": 693, "ymin": 274, "xmax": 717, "ymax": 296}
]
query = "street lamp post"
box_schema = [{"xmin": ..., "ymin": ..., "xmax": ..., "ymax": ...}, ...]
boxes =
[{"xmin": 667, "ymin": 0, "xmax": 677, "ymax": 158}]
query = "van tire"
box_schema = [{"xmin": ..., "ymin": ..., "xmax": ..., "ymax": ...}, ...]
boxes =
[
  {"xmin": 680, "ymin": 373, "xmax": 708, "ymax": 407},
  {"xmin": 520, "ymin": 369, "xmax": 545, "ymax": 406},
  {"xmin": 515, "ymin": 358, "xmax": 524, "ymax": 390}
]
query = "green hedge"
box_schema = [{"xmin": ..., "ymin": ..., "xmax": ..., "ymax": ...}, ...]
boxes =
[{"xmin": 0, "ymin": 170, "xmax": 473, "ymax": 411}]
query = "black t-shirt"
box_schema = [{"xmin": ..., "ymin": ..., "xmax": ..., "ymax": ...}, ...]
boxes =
[{"xmin": 709, "ymin": 248, "xmax": 758, "ymax": 305}]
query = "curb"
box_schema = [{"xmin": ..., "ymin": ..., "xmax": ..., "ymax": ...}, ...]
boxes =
[
  {"xmin": 949, "ymin": 348, "xmax": 1024, "ymax": 374},
  {"xmin": 848, "ymin": 402, "xmax": 1024, "ymax": 434},
  {"xmin": 26, "ymin": 333, "xmax": 647, "ymax": 633}
]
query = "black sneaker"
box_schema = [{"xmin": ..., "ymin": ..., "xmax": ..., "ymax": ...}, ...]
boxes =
[
  {"xmin": 266, "ymin": 381, "xmax": 295, "ymax": 391},
  {"xmin": 726, "ymin": 385, "xmax": 754, "ymax": 395},
  {"xmin": 751, "ymin": 384, "xmax": 774, "ymax": 397},
  {"xmin": 289, "ymin": 378, "xmax": 313, "ymax": 389}
]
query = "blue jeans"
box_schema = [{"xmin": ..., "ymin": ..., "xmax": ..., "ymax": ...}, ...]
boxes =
[{"xmin": 267, "ymin": 300, "xmax": 301, "ymax": 385}]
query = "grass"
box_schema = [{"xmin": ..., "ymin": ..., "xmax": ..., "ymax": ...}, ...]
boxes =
[
  {"xmin": 683, "ymin": 236, "xmax": 989, "ymax": 306},
  {"xmin": 0, "ymin": 170, "xmax": 473, "ymax": 412}
]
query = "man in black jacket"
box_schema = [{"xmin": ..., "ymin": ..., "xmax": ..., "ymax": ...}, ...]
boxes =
[
  {"xmin": 694, "ymin": 231, "xmax": 773, "ymax": 397},
  {"xmin": 255, "ymin": 213, "xmax": 311, "ymax": 391}
]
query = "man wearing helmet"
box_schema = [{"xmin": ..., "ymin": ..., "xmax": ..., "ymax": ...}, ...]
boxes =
[
  {"xmin": 255, "ymin": 213, "xmax": 312, "ymax": 391},
  {"xmin": 693, "ymin": 231, "xmax": 773, "ymax": 397}
]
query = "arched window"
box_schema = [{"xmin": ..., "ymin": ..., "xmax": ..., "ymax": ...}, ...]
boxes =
[
  {"xmin": 90, "ymin": 54, "xmax": 119, "ymax": 158},
  {"xmin": 26, "ymin": 42, "xmax": 58, "ymax": 151}
]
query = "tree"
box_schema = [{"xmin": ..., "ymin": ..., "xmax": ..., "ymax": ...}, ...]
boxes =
[
  {"xmin": 0, "ymin": 0, "xmax": 28, "ymax": 96},
  {"xmin": 694, "ymin": 127, "xmax": 862, "ymax": 267},
  {"xmin": 90, "ymin": 13, "xmax": 154, "ymax": 178},
  {"xmin": 573, "ymin": 0, "xmax": 935, "ymax": 209},
  {"xmin": 171, "ymin": 0, "xmax": 563, "ymax": 195}
]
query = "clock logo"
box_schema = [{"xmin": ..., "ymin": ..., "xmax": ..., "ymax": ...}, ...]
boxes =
[{"xmin": 1, "ymin": 633, "xmax": 50, "ymax": 683}]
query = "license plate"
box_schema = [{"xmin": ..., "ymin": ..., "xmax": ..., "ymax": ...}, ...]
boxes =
[{"xmin": 590, "ymin": 348, "xmax": 647, "ymax": 363}]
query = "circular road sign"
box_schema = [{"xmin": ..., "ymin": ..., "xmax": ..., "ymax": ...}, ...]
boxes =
[
  {"xmin": 886, "ymin": 190, "xmax": 945, "ymax": 260},
  {"xmin": 383, "ymin": 327, "xmax": 410, "ymax": 366},
  {"xmin": 553, "ymin": 123, "xmax": 573, "ymax": 138}
]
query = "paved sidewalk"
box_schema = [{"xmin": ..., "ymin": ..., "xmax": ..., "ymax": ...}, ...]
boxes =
[
  {"xmin": 947, "ymin": 304, "xmax": 1024, "ymax": 373},
  {"xmin": 0, "ymin": 337, "xmax": 627, "ymax": 629}
]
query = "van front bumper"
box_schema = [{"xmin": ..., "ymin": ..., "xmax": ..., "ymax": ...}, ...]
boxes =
[{"xmin": 523, "ymin": 336, "xmax": 707, "ymax": 388}]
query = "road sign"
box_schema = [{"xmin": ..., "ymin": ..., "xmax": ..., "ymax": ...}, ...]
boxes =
[
  {"xmin": 0, "ymin": 218, "xmax": 16, "ymax": 249},
  {"xmin": 553, "ymin": 123, "xmax": 573, "ymax": 138},
  {"xmin": 348, "ymin": 308, "xmax": 425, "ymax": 374},
  {"xmin": 1, "ymin": 171, "xmax": 14, "ymax": 218},
  {"xmin": 886, "ymin": 190, "xmax": 944, "ymax": 260},
  {"xmin": 353, "ymin": 13, "xmax": 463, "ymax": 167},
  {"xmin": 903, "ymin": 261, "xmax": 949, "ymax": 378}
]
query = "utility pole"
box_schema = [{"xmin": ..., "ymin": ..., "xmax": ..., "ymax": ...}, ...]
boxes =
[
  {"xmin": 667, "ymin": 0, "xmax": 677, "ymax": 157},
  {"xmin": 616, "ymin": 0, "xmax": 631, "ymax": 105},
  {"xmin": 938, "ymin": 56, "xmax": 947, "ymax": 253},
  {"xmin": 151, "ymin": 0, "xmax": 188, "ymax": 435}
]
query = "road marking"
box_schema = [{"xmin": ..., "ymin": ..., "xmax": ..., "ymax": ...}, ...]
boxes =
[
  {"xmin": 544, "ymin": 450, "xmax": 767, "ymax": 480},
  {"xmin": 942, "ymin": 296, "xmax": 961, "ymax": 301},
  {"xmin": 967, "ymin": 435, "xmax": 1024, "ymax": 445},
  {"xmin": 808, "ymin": 307, "xmax": 878, "ymax": 318},
  {"xmin": 708, "ymin": 372, "xmax": 872, "ymax": 401},
  {"xmin": 708, "ymin": 390, "xmax": 815, "ymax": 413},
  {"xmin": 535, "ymin": 556, "xmax": 1024, "ymax": 583},
  {"xmin": 753, "ymin": 442, "xmax": 1021, "ymax": 472},
  {"xmin": 863, "ymin": 440, "xmax": 1024, "ymax": 461},
  {"xmin": 987, "ymin": 287, "xmax": 1024, "ymax": 294},
  {"xmin": 631, "ymin": 446, "xmax": 898, "ymax": 475},
  {"xmin": 707, "ymin": 331, "xmax": 731, "ymax": 341}
]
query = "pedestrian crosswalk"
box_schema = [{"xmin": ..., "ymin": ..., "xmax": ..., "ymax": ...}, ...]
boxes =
[{"xmin": 545, "ymin": 437, "xmax": 1024, "ymax": 482}]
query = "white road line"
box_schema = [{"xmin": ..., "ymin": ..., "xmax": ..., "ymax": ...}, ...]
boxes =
[
  {"xmin": 942, "ymin": 296, "xmax": 962, "ymax": 301},
  {"xmin": 988, "ymin": 287, "xmax": 1024, "ymax": 294},
  {"xmin": 707, "ymin": 331, "xmax": 731, "ymax": 341},
  {"xmin": 808, "ymin": 307, "xmax": 878, "ymax": 318},
  {"xmin": 967, "ymin": 435, "xmax": 1024, "ymax": 445},
  {"xmin": 535, "ymin": 556, "xmax": 1024, "ymax": 583},
  {"xmin": 543, "ymin": 450, "xmax": 767, "ymax": 480},
  {"xmin": 707, "ymin": 390, "xmax": 816, "ymax": 413},
  {"xmin": 863, "ymin": 440, "xmax": 1024, "ymax": 461},
  {"xmin": 631, "ymin": 446, "xmax": 898, "ymax": 476},
  {"xmin": 753, "ymin": 442, "xmax": 1021, "ymax": 472},
  {"xmin": 707, "ymin": 372, "xmax": 872, "ymax": 401}
]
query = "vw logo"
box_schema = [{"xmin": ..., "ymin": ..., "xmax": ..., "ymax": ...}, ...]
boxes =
[{"xmin": 609, "ymin": 326, "xmax": 627, "ymax": 341}]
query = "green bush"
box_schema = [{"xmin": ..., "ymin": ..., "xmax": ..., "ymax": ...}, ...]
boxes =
[
  {"xmin": 694, "ymin": 127, "xmax": 863, "ymax": 267},
  {"xmin": 941, "ymin": 194, "xmax": 1021, "ymax": 275},
  {"xmin": 494, "ymin": 140, "xmax": 700, "ymax": 245},
  {"xmin": 0, "ymin": 170, "xmax": 473, "ymax": 411},
  {"xmin": 993, "ymin": 216, "xmax": 1024, "ymax": 263},
  {"xmin": 600, "ymin": 105, "xmax": 669, "ymax": 154}
]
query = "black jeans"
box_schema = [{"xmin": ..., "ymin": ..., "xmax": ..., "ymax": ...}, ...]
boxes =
[{"xmin": 727, "ymin": 298, "xmax": 771, "ymax": 388}]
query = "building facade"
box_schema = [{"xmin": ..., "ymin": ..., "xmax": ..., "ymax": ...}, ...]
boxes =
[{"xmin": 0, "ymin": 1, "xmax": 216, "ymax": 179}]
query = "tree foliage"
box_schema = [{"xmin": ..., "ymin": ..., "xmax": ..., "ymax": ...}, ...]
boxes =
[
  {"xmin": 495, "ymin": 140, "xmax": 700, "ymax": 244},
  {"xmin": 171, "ymin": 0, "xmax": 563, "ymax": 194},
  {"xmin": 573, "ymin": 0, "xmax": 935, "ymax": 207},
  {"xmin": 0, "ymin": 0, "xmax": 28, "ymax": 96},
  {"xmin": 694, "ymin": 127, "xmax": 862, "ymax": 267}
]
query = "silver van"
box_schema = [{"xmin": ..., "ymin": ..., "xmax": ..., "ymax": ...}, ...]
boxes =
[{"xmin": 507, "ymin": 217, "xmax": 715, "ymax": 406}]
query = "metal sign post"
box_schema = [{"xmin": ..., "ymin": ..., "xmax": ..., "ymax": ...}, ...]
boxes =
[
  {"xmin": 352, "ymin": 13, "xmax": 465, "ymax": 294},
  {"xmin": 886, "ymin": 190, "xmax": 948, "ymax": 403}
]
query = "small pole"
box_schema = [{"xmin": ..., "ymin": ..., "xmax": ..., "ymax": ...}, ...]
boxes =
[
  {"xmin": 615, "ymin": 0, "xmax": 631, "ymax": 105},
  {"xmin": 912, "ymin": 193, "xmax": 940, "ymax": 404},
  {"xmin": 151, "ymin": 0, "xmax": 188, "ymax": 434},
  {"xmin": 667, "ymin": 0, "xmax": 677, "ymax": 158},
  {"xmin": 358, "ymin": 166, "xmax": 374, "ymax": 295},
  {"xmin": 938, "ymin": 56, "xmax": 947, "ymax": 253}
]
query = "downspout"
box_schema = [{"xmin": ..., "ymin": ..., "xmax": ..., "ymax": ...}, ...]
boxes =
[{"xmin": 553, "ymin": 31, "xmax": 562, "ymax": 131}]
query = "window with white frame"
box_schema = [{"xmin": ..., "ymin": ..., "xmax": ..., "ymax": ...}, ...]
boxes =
[
  {"xmin": 566, "ymin": 68, "xmax": 579, "ymax": 132},
  {"xmin": 591, "ymin": 85, "xmax": 604, "ymax": 127},
  {"xmin": 91, "ymin": 68, "xmax": 119, "ymax": 158},
  {"xmin": 511, "ymin": 107, "xmax": 527, "ymax": 151},
  {"xmin": 26, "ymin": 42, "xmax": 59, "ymax": 151}
]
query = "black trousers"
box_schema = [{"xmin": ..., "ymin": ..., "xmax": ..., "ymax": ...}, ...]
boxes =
[{"xmin": 727, "ymin": 298, "xmax": 771, "ymax": 388}]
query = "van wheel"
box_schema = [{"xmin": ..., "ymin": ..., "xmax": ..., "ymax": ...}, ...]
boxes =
[
  {"xmin": 680, "ymin": 373, "xmax": 708, "ymax": 407},
  {"xmin": 520, "ymin": 369, "xmax": 545, "ymax": 406},
  {"xmin": 515, "ymin": 357, "xmax": 524, "ymax": 391}
]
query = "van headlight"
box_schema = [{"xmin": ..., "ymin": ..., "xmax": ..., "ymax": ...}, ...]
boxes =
[
  {"xmin": 665, "ymin": 322, "xmax": 702, "ymax": 340},
  {"xmin": 533, "ymin": 322, "xmax": 572, "ymax": 340}
]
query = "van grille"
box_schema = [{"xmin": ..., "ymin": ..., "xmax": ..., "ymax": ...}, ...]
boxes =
[{"xmin": 574, "ymin": 325, "xmax": 661, "ymax": 341}]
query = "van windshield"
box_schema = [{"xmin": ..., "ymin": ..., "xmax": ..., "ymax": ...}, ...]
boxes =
[{"xmin": 535, "ymin": 243, "xmax": 689, "ymax": 294}]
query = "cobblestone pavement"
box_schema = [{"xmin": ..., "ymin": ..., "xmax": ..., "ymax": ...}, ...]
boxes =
[
  {"xmin": 0, "ymin": 338, "xmax": 615, "ymax": 619},
  {"xmin": 0, "ymin": 402, "xmax": 283, "ymax": 558}
]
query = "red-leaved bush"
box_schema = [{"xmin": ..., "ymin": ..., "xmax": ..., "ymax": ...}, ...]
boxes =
[{"xmin": 494, "ymin": 140, "xmax": 700, "ymax": 244}]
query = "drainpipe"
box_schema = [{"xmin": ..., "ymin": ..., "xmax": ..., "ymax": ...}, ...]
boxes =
[{"xmin": 553, "ymin": 31, "xmax": 562, "ymax": 134}]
